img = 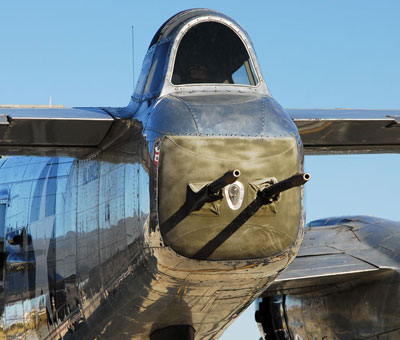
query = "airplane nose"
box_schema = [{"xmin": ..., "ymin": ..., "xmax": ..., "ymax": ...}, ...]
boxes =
[{"xmin": 157, "ymin": 135, "xmax": 302, "ymax": 261}]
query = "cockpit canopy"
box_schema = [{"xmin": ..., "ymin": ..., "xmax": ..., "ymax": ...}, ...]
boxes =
[
  {"xmin": 132, "ymin": 9, "xmax": 268, "ymax": 101},
  {"xmin": 171, "ymin": 22, "xmax": 257, "ymax": 86}
]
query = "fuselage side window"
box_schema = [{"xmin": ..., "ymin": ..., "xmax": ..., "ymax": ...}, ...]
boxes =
[
  {"xmin": 133, "ymin": 48, "xmax": 155, "ymax": 99},
  {"xmin": 144, "ymin": 42, "xmax": 170, "ymax": 95},
  {"xmin": 172, "ymin": 22, "xmax": 258, "ymax": 86}
]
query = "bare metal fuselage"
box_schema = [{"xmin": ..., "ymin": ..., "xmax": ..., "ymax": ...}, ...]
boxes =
[
  {"xmin": 0, "ymin": 91, "xmax": 304, "ymax": 340},
  {"xmin": 0, "ymin": 8, "xmax": 310, "ymax": 340}
]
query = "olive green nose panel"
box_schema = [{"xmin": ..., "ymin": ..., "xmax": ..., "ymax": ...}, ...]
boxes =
[{"xmin": 158, "ymin": 136, "xmax": 301, "ymax": 260}]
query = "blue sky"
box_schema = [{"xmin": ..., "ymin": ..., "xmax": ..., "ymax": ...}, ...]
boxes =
[{"xmin": 1, "ymin": 1, "xmax": 400, "ymax": 339}]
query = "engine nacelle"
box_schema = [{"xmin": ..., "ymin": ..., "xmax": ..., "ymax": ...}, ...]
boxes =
[{"xmin": 256, "ymin": 269, "xmax": 400, "ymax": 339}]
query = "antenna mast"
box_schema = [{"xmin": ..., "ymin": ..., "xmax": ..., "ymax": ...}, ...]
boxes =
[{"xmin": 132, "ymin": 25, "xmax": 135, "ymax": 92}]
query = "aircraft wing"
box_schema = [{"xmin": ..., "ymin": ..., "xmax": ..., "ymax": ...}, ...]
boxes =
[
  {"xmin": 287, "ymin": 109, "xmax": 400, "ymax": 154},
  {"xmin": 257, "ymin": 216, "xmax": 400, "ymax": 338},
  {"xmin": 0, "ymin": 106, "xmax": 115, "ymax": 157},
  {"xmin": 2, "ymin": 106, "xmax": 400, "ymax": 157},
  {"xmin": 263, "ymin": 215, "xmax": 399, "ymax": 295}
]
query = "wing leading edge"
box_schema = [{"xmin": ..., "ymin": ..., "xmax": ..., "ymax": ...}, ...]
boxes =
[{"xmin": 288, "ymin": 109, "xmax": 400, "ymax": 154}]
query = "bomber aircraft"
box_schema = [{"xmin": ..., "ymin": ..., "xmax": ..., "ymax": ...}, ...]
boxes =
[{"xmin": 0, "ymin": 8, "xmax": 400, "ymax": 340}]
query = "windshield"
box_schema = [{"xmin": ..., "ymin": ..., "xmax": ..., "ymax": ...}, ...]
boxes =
[{"xmin": 172, "ymin": 22, "xmax": 257, "ymax": 86}]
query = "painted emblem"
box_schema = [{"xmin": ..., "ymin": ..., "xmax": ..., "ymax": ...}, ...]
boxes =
[{"xmin": 225, "ymin": 180, "xmax": 244, "ymax": 210}]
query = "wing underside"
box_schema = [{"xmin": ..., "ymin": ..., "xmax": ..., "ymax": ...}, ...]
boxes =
[
  {"xmin": 0, "ymin": 107, "xmax": 114, "ymax": 157},
  {"xmin": 264, "ymin": 215, "xmax": 400, "ymax": 295},
  {"xmin": 287, "ymin": 108, "xmax": 400, "ymax": 154}
]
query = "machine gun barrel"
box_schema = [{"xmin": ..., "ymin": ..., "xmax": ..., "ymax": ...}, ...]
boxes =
[
  {"xmin": 258, "ymin": 172, "xmax": 310, "ymax": 205},
  {"xmin": 161, "ymin": 169, "xmax": 241, "ymax": 234},
  {"xmin": 189, "ymin": 169, "xmax": 241, "ymax": 213},
  {"xmin": 207, "ymin": 169, "xmax": 241, "ymax": 195},
  {"xmin": 193, "ymin": 172, "xmax": 310, "ymax": 260}
]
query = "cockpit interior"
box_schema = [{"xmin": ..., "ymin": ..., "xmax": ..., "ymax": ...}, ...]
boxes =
[{"xmin": 172, "ymin": 22, "xmax": 258, "ymax": 86}]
